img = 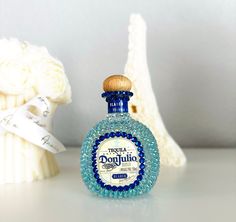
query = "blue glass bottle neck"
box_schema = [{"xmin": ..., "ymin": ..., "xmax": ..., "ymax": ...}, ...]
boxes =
[{"xmin": 102, "ymin": 91, "xmax": 133, "ymax": 114}]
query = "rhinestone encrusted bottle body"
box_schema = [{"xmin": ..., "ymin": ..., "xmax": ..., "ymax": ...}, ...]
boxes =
[{"xmin": 80, "ymin": 75, "xmax": 160, "ymax": 198}]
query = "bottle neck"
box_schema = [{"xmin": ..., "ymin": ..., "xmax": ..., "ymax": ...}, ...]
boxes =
[
  {"xmin": 107, "ymin": 98, "xmax": 128, "ymax": 113},
  {"xmin": 102, "ymin": 91, "xmax": 133, "ymax": 114}
]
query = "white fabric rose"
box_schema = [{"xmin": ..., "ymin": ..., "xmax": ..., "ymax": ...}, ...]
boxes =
[{"xmin": 0, "ymin": 39, "xmax": 71, "ymax": 104}]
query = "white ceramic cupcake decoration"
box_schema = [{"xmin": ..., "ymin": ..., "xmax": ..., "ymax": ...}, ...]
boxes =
[
  {"xmin": 0, "ymin": 39, "xmax": 71, "ymax": 183},
  {"xmin": 124, "ymin": 14, "xmax": 186, "ymax": 167}
]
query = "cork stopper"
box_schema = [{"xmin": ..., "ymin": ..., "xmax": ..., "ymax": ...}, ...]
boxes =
[{"xmin": 103, "ymin": 75, "xmax": 132, "ymax": 92}]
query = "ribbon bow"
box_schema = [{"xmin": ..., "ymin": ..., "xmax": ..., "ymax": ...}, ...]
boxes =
[{"xmin": 0, "ymin": 96, "xmax": 66, "ymax": 153}]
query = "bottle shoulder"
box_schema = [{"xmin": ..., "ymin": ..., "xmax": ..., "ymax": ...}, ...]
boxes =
[
  {"xmin": 83, "ymin": 113, "xmax": 157, "ymax": 147},
  {"xmin": 93, "ymin": 114, "xmax": 149, "ymax": 132}
]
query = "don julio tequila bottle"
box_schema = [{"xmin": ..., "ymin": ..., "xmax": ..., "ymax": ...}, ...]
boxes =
[{"xmin": 80, "ymin": 75, "xmax": 160, "ymax": 198}]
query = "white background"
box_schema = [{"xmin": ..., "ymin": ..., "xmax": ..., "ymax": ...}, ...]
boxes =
[{"xmin": 0, "ymin": 0, "xmax": 235, "ymax": 147}]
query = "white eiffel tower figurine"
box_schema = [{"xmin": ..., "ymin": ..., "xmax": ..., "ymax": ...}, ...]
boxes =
[{"xmin": 124, "ymin": 14, "xmax": 186, "ymax": 166}]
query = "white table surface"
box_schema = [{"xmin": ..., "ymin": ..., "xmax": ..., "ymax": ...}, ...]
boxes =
[{"xmin": 0, "ymin": 148, "xmax": 235, "ymax": 222}]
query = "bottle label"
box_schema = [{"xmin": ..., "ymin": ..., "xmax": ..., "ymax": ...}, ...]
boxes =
[
  {"xmin": 92, "ymin": 132, "xmax": 145, "ymax": 191},
  {"xmin": 108, "ymin": 100, "xmax": 128, "ymax": 113},
  {"xmin": 97, "ymin": 138, "xmax": 139, "ymax": 186}
]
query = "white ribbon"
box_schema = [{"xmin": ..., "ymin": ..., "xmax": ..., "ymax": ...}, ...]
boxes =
[{"xmin": 0, "ymin": 96, "xmax": 66, "ymax": 153}]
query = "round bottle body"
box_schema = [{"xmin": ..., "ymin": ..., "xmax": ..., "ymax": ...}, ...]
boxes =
[{"xmin": 80, "ymin": 113, "xmax": 160, "ymax": 198}]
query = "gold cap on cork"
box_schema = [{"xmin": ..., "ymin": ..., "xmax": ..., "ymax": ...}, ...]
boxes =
[{"xmin": 103, "ymin": 75, "xmax": 132, "ymax": 92}]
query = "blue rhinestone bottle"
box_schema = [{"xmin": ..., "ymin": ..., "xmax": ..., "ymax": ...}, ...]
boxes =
[{"xmin": 80, "ymin": 75, "xmax": 160, "ymax": 198}]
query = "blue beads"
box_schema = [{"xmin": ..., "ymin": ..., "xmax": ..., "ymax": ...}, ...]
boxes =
[
  {"xmin": 118, "ymin": 186, "xmax": 124, "ymax": 191},
  {"xmin": 93, "ymin": 145, "xmax": 98, "ymax": 150},
  {"xmin": 139, "ymin": 158, "xmax": 145, "ymax": 164},
  {"xmin": 97, "ymin": 178, "xmax": 102, "ymax": 184},
  {"xmin": 99, "ymin": 135, "xmax": 105, "ymax": 141},
  {"xmin": 105, "ymin": 185, "xmax": 112, "ymax": 190},
  {"xmin": 139, "ymin": 169, "xmax": 144, "ymax": 175},
  {"xmin": 104, "ymin": 133, "xmax": 109, "ymax": 138},
  {"xmin": 130, "ymin": 183, "xmax": 135, "ymax": 189},
  {"xmin": 131, "ymin": 137, "xmax": 138, "ymax": 142},
  {"xmin": 112, "ymin": 186, "xmax": 118, "ymax": 191},
  {"xmin": 124, "ymin": 185, "xmax": 129, "ymax": 191},
  {"xmin": 134, "ymin": 180, "xmax": 140, "ymax": 186},
  {"xmin": 101, "ymin": 91, "xmax": 133, "ymax": 98},
  {"xmin": 92, "ymin": 154, "xmax": 96, "ymax": 161},
  {"xmin": 115, "ymin": 131, "xmax": 121, "ymax": 137},
  {"xmin": 94, "ymin": 173, "xmax": 99, "ymax": 179},
  {"xmin": 140, "ymin": 164, "xmax": 145, "ymax": 169},
  {"xmin": 137, "ymin": 146, "xmax": 143, "ymax": 152},
  {"xmin": 139, "ymin": 152, "xmax": 144, "ymax": 157},
  {"xmin": 109, "ymin": 132, "xmax": 115, "ymax": 138},
  {"xmin": 95, "ymin": 140, "xmax": 100, "ymax": 146},
  {"xmin": 137, "ymin": 175, "xmax": 143, "ymax": 181},
  {"xmin": 121, "ymin": 132, "xmax": 127, "ymax": 137},
  {"xmin": 135, "ymin": 141, "xmax": 141, "ymax": 146},
  {"xmin": 127, "ymin": 134, "xmax": 132, "ymax": 139}
]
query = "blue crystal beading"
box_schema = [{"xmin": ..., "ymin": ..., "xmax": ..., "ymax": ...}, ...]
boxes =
[{"xmin": 80, "ymin": 111, "xmax": 160, "ymax": 198}]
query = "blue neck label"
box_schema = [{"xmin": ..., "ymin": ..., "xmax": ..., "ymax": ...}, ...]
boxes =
[{"xmin": 108, "ymin": 99, "xmax": 128, "ymax": 113}]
